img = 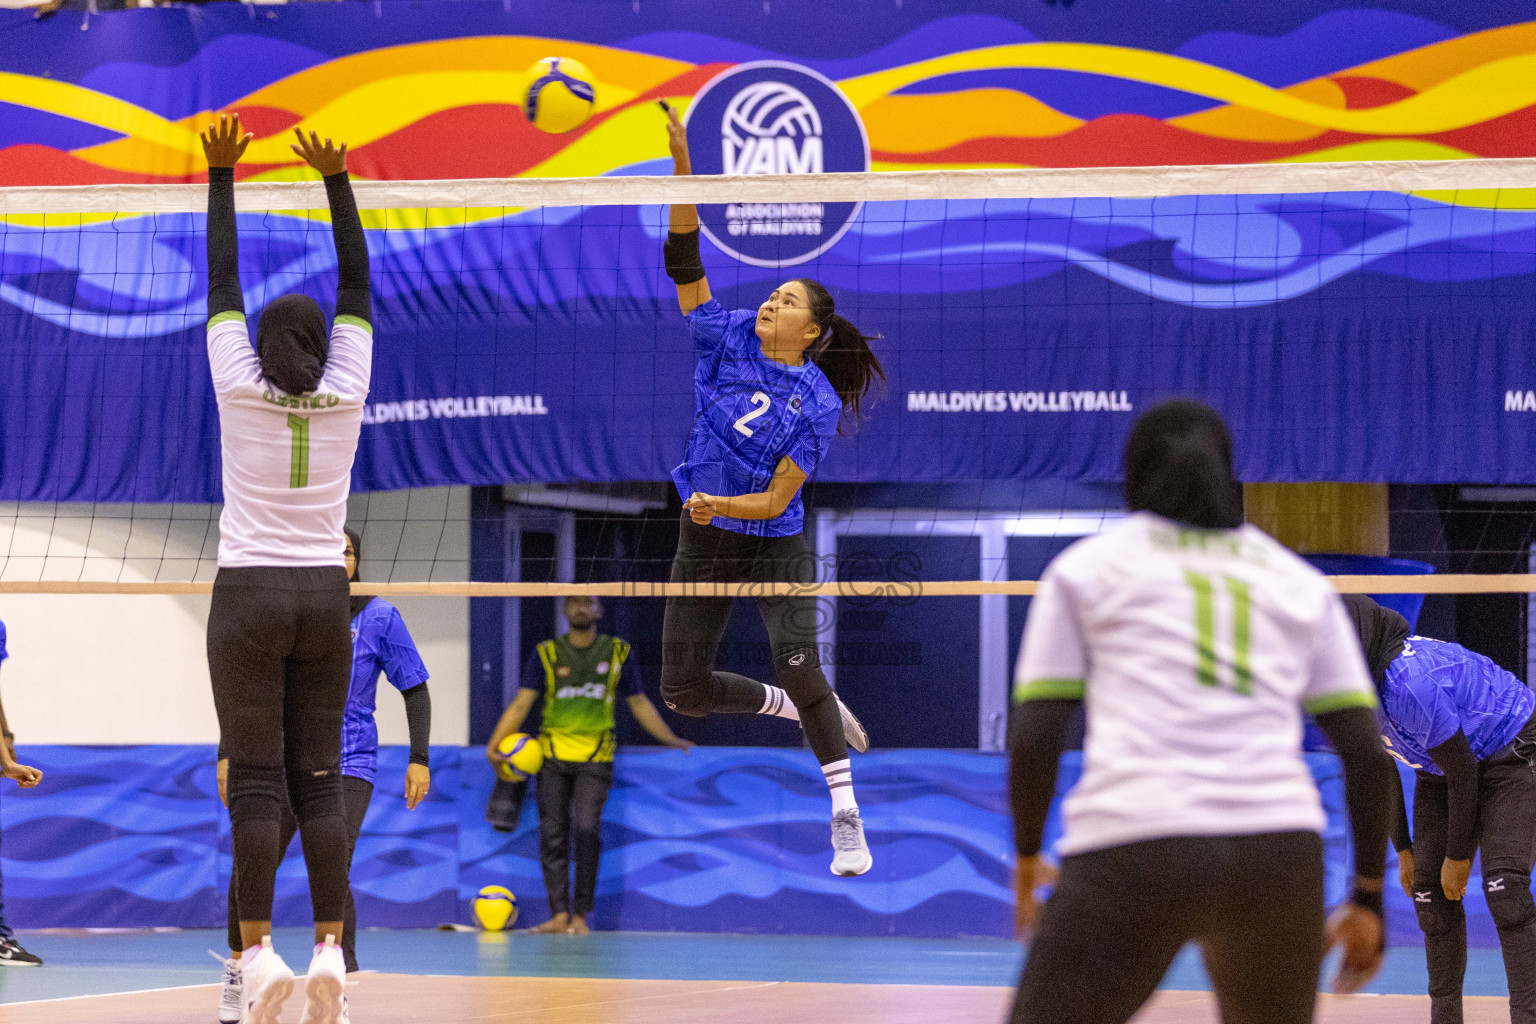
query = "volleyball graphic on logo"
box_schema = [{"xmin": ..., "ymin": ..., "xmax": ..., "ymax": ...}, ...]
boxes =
[
  {"xmin": 473, "ymin": 885, "xmax": 519, "ymax": 931},
  {"xmin": 520, "ymin": 57, "xmax": 596, "ymax": 134},
  {"xmin": 493, "ymin": 732, "xmax": 545, "ymax": 782},
  {"xmin": 685, "ymin": 61, "xmax": 869, "ymax": 268},
  {"xmin": 721, "ymin": 81, "xmax": 823, "ymax": 174}
]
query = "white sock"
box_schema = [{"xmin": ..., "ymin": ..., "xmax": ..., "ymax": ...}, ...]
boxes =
[
  {"xmin": 758, "ymin": 685, "xmax": 800, "ymax": 722},
  {"xmin": 822, "ymin": 758, "xmax": 858, "ymax": 814}
]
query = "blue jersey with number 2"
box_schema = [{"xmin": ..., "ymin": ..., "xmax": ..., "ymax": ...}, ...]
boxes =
[
  {"xmin": 672, "ymin": 299, "xmax": 843, "ymax": 538},
  {"xmin": 1379, "ymin": 636, "xmax": 1535, "ymax": 774}
]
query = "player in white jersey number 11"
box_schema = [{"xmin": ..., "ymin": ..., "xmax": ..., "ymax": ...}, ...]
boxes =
[{"xmin": 1007, "ymin": 399, "xmax": 1395, "ymax": 1024}]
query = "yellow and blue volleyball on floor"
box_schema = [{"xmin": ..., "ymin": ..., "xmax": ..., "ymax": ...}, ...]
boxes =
[
  {"xmin": 494, "ymin": 731, "xmax": 544, "ymax": 782},
  {"xmin": 520, "ymin": 56, "xmax": 597, "ymax": 134},
  {"xmin": 473, "ymin": 885, "xmax": 519, "ymax": 931}
]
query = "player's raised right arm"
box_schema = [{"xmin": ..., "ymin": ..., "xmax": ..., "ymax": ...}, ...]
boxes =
[
  {"xmin": 661, "ymin": 101, "xmax": 711, "ymax": 314},
  {"xmin": 201, "ymin": 114, "xmax": 252, "ymax": 321},
  {"xmin": 290, "ymin": 129, "xmax": 371, "ymax": 329}
]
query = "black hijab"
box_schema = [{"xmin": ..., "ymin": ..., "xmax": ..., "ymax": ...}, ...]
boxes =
[
  {"xmin": 1123, "ymin": 399, "xmax": 1244, "ymax": 530},
  {"xmin": 345, "ymin": 526, "xmax": 373, "ymax": 620},
  {"xmin": 257, "ymin": 293, "xmax": 328, "ymax": 395},
  {"xmin": 1341, "ymin": 593, "xmax": 1410, "ymax": 691}
]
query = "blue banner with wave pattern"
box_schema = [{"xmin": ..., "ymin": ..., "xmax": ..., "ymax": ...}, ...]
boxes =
[
  {"xmin": 0, "ymin": 744, "xmax": 1497, "ymax": 946},
  {"xmin": 5, "ymin": 0, "xmax": 1536, "ymax": 498}
]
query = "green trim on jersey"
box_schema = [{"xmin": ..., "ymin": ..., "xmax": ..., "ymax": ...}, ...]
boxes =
[
  {"xmin": 334, "ymin": 314, "xmax": 373, "ymax": 334},
  {"xmin": 208, "ymin": 310, "xmax": 246, "ymax": 329},
  {"xmin": 1304, "ymin": 690, "xmax": 1379, "ymax": 716},
  {"xmin": 1014, "ymin": 677, "xmax": 1086, "ymax": 703},
  {"xmin": 538, "ymin": 634, "xmax": 632, "ymax": 763}
]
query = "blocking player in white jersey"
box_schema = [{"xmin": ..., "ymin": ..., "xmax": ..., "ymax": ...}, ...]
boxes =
[
  {"xmin": 201, "ymin": 115, "xmax": 369, "ymax": 1024},
  {"xmin": 1008, "ymin": 400, "xmax": 1394, "ymax": 1024}
]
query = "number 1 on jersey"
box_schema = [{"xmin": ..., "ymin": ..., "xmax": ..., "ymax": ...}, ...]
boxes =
[
  {"xmin": 287, "ymin": 413, "xmax": 310, "ymax": 488},
  {"xmin": 1185, "ymin": 570, "xmax": 1252, "ymax": 695}
]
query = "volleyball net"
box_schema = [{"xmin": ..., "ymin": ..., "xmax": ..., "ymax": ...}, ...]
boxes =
[{"xmin": 5, "ymin": 159, "xmax": 1536, "ymax": 599}]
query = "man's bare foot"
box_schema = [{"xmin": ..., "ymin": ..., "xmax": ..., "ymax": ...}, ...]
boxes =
[
  {"xmin": 565, "ymin": 916, "xmax": 590, "ymax": 935},
  {"xmin": 529, "ymin": 913, "xmax": 570, "ymax": 934}
]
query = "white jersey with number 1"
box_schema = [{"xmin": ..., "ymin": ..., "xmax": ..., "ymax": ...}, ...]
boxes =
[
  {"xmin": 207, "ymin": 312, "xmax": 372, "ymax": 568},
  {"xmin": 1015, "ymin": 511, "xmax": 1376, "ymax": 858}
]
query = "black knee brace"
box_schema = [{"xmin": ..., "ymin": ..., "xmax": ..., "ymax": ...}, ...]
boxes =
[
  {"xmin": 774, "ymin": 644, "xmax": 832, "ymax": 709},
  {"xmin": 1486, "ymin": 873, "xmax": 1536, "ymax": 933},
  {"xmin": 286, "ymin": 766, "xmax": 344, "ymax": 824},
  {"xmin": 1414, "ymin": 887, "xmax": 1465, "ymax": 937},
  {"xmin": 660, "ymin": 668, "xmax": 713, "ymax": 718},
  {"xmin": 227, "ymin": 763, "xmax": 286, "ymax": 827}
]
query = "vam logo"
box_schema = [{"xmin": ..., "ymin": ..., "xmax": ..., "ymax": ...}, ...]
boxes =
[
  {"xmin": 686, "ymin": 61, "xmax": 869, "ymax": 267},
  {"xmin": 721, "ymin": 81, "xmax": 823, "ymax": 175}
]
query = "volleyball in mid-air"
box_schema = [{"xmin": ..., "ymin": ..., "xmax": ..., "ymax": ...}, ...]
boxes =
[
  {"xmin": 521, "ymin": 57, "xmax": 597, "ymax": 134},
  {"xmin": 494, "ymin": 731, "xmax": 545, "ymax": 782},
  {"xmin": 473, "ymin": 885, "xmax": 519, "ymax": 931}
]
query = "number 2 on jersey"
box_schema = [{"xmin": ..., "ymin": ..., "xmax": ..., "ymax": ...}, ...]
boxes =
[
  {"xmin": 1184, "ymin": 570, "xmax": 1252, "ymax": 695},
  {"xmin": 734, "ymin": 391, "xmax": 771, "ymax": 437},
  {"xmin": 287, "ymin": 413, "xmax": 310, "ymax": 488}
]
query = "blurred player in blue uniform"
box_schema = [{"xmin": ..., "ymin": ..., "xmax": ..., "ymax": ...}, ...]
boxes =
[
  {"xmin": 217, "ymin": 528, "xmax": 432, "ymax": 1022},
  {"xmin": 0, "ymin": 619, "xmax": 43, "ymax": 968},
  {"xmin": 1347, "ymin": 595, "xmax": 1536, "ymax": 1024},
  {"xmin": 657, "ymin": 104, "xmax": 880, "ymax": 876}
]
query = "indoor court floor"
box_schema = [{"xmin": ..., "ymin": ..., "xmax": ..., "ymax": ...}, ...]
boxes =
[{"xmin": 0, "ymin": 929, "xmax": 1517, "ymax": 1023}]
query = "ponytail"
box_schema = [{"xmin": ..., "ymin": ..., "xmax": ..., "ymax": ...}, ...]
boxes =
[{"xmin": 792, "ymin": 278, "xmax": 885, "ymax": 428}]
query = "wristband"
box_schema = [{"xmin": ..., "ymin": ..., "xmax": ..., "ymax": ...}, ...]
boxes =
[{"xmin": 1350, "ymin": 885, "xmax": 1385, "ymax": 919}]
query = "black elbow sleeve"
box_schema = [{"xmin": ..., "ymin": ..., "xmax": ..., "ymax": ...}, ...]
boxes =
[{"xmin": 664, "ymin": 229, "xmax": 706, "ymax": 285}]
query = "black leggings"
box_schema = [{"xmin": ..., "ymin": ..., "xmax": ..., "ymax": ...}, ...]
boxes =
[
  {"xmin": 209, "ymin": 567, "xmax": 352, "ymax": 928},
  {"xmin": 1412, "ymin": 715, "xmax": 1536, "ymax": 1024},
  {"xmin": 1012, "ymin": 832, "xmax": 1325, "ymax": 1024},
  {"xmin": 536, "ymin": 759, "xmax": 614, "ymax": 918},
  {"xmin": 659, "ymin": 513, "xmax": 845, "ymax": 766},
  {"xmin": 227, "ymin": 775, "xmax": 373, "ymax": 971}
]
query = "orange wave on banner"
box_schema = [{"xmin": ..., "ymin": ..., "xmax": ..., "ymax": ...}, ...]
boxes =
[
  {"xmin": 1346, "ymin": 20, "xmax": 1536, "ymax": 91},
  {"xmin": 860, "ymin": 90, "xmax": 1081, "ymax": 152}
]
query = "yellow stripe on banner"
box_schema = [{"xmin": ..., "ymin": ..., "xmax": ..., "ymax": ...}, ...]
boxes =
[
  {"xmin": 837, "ymin": 43, "xmax": 1536, "ymax": 137},
  {"xmin": 0, "ymin": 73, "xmax": 200, "ymax": 151}
]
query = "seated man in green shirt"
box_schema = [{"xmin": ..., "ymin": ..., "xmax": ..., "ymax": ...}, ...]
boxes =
[{"xmin": 487, "ymin": 596, "xmax": 693, "ymax": 934}]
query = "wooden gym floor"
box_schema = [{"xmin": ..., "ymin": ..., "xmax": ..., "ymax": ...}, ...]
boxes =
[
  {"xmin": 0, "ymin": 974, "xmax": 1518, "ymax": 1023},
  {"xmin": 0, "ymin": 929, "xmax": 1517, "ymax": 1023}
]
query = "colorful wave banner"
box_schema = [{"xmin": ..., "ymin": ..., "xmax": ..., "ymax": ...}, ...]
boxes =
[{"xmin": 4, "ymin": 4, "xmax": 1536, "ymax": 184}]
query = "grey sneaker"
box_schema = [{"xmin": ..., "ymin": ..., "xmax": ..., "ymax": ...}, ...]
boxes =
[
  {"xmin": 210, "ymin": 950, "xmax": 242, "ymax": 1023},
  {"xmin": 836, "ymin": 697, "xmax": 870, "ymax": 753},
  {"xmin": 830, "ymin": 808, "xmax": 873, "ymax": 876}
]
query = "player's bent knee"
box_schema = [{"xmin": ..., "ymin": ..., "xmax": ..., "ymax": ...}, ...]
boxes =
[
  {"xmin": 659, "ymin": 670, "xmax": 712, "ymax": 718},
  {"xmin": 1413, "ymin": 890, "xmax": 1463, "ymax": 936},
  {"xmin": 773, "ymin": 644, "xmax": 831, "ymax": 705},
  {"xmin": 1486, "ymin": 875, "xmax": 1536, "ymax": 932},
  {"xmin": 287, "ymin": 767, "xmax": 344, "ymax": 823},
  {"xmin": 226, "ymin": 763, "xmax": 286, "ymax": 824}
]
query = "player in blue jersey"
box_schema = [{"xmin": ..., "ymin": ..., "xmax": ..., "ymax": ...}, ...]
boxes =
[
  {"xmin": 216, "ymin": 528, "xmax": 431, "ymax": 1021},
  {"xmin": 0, "ymin": 619, "xmax": 44, "ymax": 968},
  {"xmin": 658, "ymin": 103, "xmax": 881, "ymax": 876},
  {"xmin": 1346, "ymin": 595, "xmax": 1536, "ymax": 1024}
]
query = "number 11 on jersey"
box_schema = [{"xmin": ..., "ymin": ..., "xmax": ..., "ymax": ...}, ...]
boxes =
[{"xmin": 1185, "ymin": 570, "xmax": 1252, "ymax": 695}]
